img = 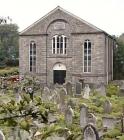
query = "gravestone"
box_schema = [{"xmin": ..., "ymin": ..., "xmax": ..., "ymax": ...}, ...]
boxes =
[
  {"xmin": 88, "ymin": 113, "xmax": 97, "ymax": 126},
  {"xmin": 83, "ymin": 84, "xmax": 91, "ymax": 99},
  {"xmin": 66, "ymin": 81, "xmax": 73, "ymax": 96},
  {"xmin": 96, "ymin": 83, "xmax": 106, "ymax": 96},
  {"xmin": 103, "ymin": 100, "xmax": 112, "ymax": 114},
  {"xmin": 80, "ymin": 103, "xmax": 88, "ymax": 128},
  {"xmin": 52, "ymin": 89, "xmax": 60, "ymax": 104},
  {"xmin": 83, "ymin": 124, "xmax": 100, "ymax": 140},
  {"xmin": 65, "ymin": 106, "xmax": 74, "ymax": 126},
  {"xmin": 59, "ymin": 88, "xmax": 67, "ymax": 104},
  {"xmin": 0, "ymin": 130, "xmax": 5, "ymax": 140},
  {"xmin": 102, "ymin": 117, "xmax": 118, "ymax": 129},
  {"xmin": 76, "ymin": 82, "xmax": 82, "ymax": 95},
  {"xmin": 42, "ymin": 87, "xmax": 51, "ymax": 101},
  {"xmin": 58, "ymin": 88, "xmax": 67, "ymax": 112}
]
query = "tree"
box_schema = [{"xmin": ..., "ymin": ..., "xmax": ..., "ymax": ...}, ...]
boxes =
[
  {"xmin": 113, "ymin": 35, "xmax": 124, "ymax": 79},
  {"xmin": 0, "ymin": 20, "xmax": 19, "ymax": 67}
]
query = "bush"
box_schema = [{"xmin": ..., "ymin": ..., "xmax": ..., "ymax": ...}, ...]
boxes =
[
  {"xmin": 106, "ymin": 84, "xmax": 119, "ymax": 97},
  {"xmin": 0, "ymin": 67, "xmax": 19, "ymax": 77}
]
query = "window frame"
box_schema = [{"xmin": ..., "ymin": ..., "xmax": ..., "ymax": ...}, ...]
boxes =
[
  {"xmin": 52, "ymin": 35, "xmax": 67, "ymax": 54},
  {"xmin": 83, "ymin": 39, "xmax": 92, "ymax": 73},
  {"xmin": 29, "ymin": 41, "xmax": 36, "ymax": 73}
]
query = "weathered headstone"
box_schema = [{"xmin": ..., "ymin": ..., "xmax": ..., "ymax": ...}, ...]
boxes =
[
  {"xmin": 80, "ymin": 103, "xmax": 88, "ymax": 128},
  {"xmin": 0, "ymin": 130, "xmax": 5, "ymax": 140},
  {"xmin": 66, "ymin": 81, "xmax": 73, "ymax": 96},
  {"xmin": 83, "ymin": 124, "xmax": 100, "ymax": 140},
  {"xmin": 58, "ymin": 88, "xmax": 67, "ymax": 112},
  {"xmin": 76, "ymin": 82, "xmax": 82, "ymax": 95},
  {"xmin": 42, "ymin": 87, "xmax": 51, "ymax": 101},
  {"xmin": 65, "ymin": 106, "xmax": 74, "ymax": 126},
  {"xmin": 88, "ymin": 113, "xmax": 97, "ymax": 126},
  {"xmin": 50, "ymin": 89, "xmax": 60, "ymax": 104},
  {"xmin": 96, "ymin": 83, "xmax": 106, "ymax": 96},
  {"xmin": 103, "ymin": 100, "xmax": 112, "ymax": 114},
  {"xmin": 83, "ymin": 84, "xmax": 91, "ymax": 99},
  {"xmin": 59, "ymin": 88, "xmax": 67, "ymax": 104},
  {"xmin": 102, "ymin": 117, "xmax": 118, "ymax": 129}
]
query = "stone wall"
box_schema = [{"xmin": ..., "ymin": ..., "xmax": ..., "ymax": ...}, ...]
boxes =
[{"xmin": 19, "ymin": 7, "xmax": 114, "ymax": 85}]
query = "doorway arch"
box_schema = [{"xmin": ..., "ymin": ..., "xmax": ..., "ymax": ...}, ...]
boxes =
[{"xmin": 53, "ymin": 63, "xmax": 66, "ymax": 84}]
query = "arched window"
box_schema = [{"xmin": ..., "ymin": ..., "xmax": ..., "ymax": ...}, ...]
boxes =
[
  {"xmin": 52, "ymin": 35, "xmax": 67, "ymax": 54},
  {"xmin": 29, "ymin": 41, "xmax": 36, "ymax": 72},
  {"xmin": 83, "ymin": 40, "xmax": 91, "ymax": 72}
]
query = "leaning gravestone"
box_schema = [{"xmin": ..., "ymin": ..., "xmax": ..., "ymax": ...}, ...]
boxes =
[
  {"xmin": 80, "ymin": 103, "xmax": 88, "ymax": 128},
  {"xmin": 103, "ymin": 100, "xmax": 112, "ymax": 114},
  {"xmin": 76, "ymin": 82, "xmax": 82, "ymax": 95},
  {"xmin": 65, "ymin": 106, "xmax": 74, "ymax": 126},
  {"xmin": 83, "ymin": 124, "xmax": 100, "ymax": 140},
  {"xmin": 0, "ymin": 130, "xmax": 5, "ymax": 140},
  {"xmin": 66, "ymin": 81, "xmax": 73, "ymax": 96},
  {"xmin": 83, "ymin": 84, "xmax": 91, "ymax": 99}
]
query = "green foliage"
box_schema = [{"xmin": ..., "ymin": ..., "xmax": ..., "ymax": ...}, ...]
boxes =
[
  {"xmin": 0, "ymin": 67, "xmax": 18, "ymax": 77},
  {"xmin": 106, "ymin": 83, "xmax": 119, "ymax": 97},
  {"xmin": 116, "ymin": 135, "xmax": 124, "ymax": 140},
  {"xmin": 103, "ymin": 128, "xmax": 121, "ymax": 138},
  {"xmin": 0, "ymin": 24, "xmax": 19, "ymax": 67},
  {"xmin": 114, "ymin": 35, "xmax": 124, "ymax": 79}
]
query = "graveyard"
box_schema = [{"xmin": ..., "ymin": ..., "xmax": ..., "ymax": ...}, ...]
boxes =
[{"xmin": 0, "ymin": 76, "xmax": 124, "ymax": 140}]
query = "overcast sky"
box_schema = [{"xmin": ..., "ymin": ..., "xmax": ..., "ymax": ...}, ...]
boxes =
[{"xmin": 1, "ymin": 0, "xmax": 124, "ymax": 36}]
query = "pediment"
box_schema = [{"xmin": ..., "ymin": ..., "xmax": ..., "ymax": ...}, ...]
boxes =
[{"xmin": 20, "ymin": 6, "xmax": 103, "ymax": 35}]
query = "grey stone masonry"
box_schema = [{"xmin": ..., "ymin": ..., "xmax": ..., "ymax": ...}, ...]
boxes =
[{"xmin": 19, "ymin": 6, "xmax": 116, "ymax": 85}]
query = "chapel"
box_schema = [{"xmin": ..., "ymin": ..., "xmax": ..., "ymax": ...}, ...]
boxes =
[{"xmin": 19, "ymin": 6, "xmax": 116, "ymax": 85}]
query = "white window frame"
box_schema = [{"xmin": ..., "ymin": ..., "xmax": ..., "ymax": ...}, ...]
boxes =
[
  {"xmin": 83, "ymin": 40, "xmax": 92, "ymax": 73},
  {"xmin": 52, "ymin": 35, "xmax": 67, "ymax": 54},
  {"xmin": 29, "ymin": 41, "xmax": 36, "ymax": 72}
]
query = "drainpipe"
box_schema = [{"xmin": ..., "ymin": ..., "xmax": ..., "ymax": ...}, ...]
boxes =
[
  {"xmin": 106, "ymin": 37, "xmax": 109, "ymax": 84},
  {"xmin": 46, "ymin": 34, "xmax": 47, "ymax": 86}
]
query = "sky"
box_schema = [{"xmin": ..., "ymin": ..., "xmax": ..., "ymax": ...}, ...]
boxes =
[{"xmin": 0, "ymin": 0, "xmax": 124, "ymax": 36}]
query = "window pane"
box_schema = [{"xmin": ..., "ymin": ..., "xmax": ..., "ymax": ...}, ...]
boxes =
[
  {"xmin": 84, "ymin": 60, "xmax": 87, "ymax": 66},
  {"xmin": 88, "ymin": 60, "xmax": 91, "ymax": 66},
  {"xmin": 88, "ymin": 56, "xmax": 91, "ymax": 60},
  {"xmin": 84, "ymin": 66, "xmax": 87, "ymax": 72},
  {"xmin": 84, "ymin": 49, "xmax": 87, "ymax": 54},
  {"xmin": 84, "ymin": 42, "xmax": 87, "ymax": 49},
  {"xmin": 88, "ymin": 49, "xmax": 91, "ymax": 54},
  {"xmin": 88, "ymin": 66, "xmax": 91, "ymax": 72},
  {"xmin": 84, "ymin": 56, "xmax": 87, "ymax": 60},
  {"xmin": 30, "ymin": 66, "xmax": 32, "ymax": 72}
]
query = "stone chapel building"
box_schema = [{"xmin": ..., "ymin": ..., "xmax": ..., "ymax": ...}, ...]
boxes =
[{"xmin": 19, "ymin": 6, "xmax": 116, "ymax": 85}]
